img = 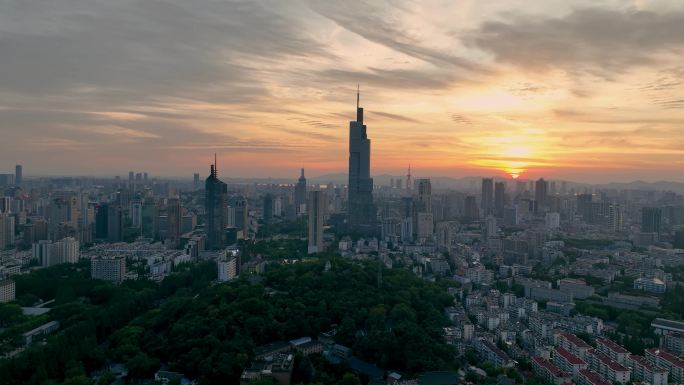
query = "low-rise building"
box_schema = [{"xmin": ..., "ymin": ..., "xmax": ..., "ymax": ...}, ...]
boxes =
[
  {"xmin": 557, "ymin": 332, "xmax": 592, "ymax": 360},
  {"xmin": 554, "ymin": 346, "xmax": 587, "ymax": 379},
  {"xmin": 645, "ymin": 348, "xmax": 684, "ymax": 383},
  {"xmin": 588, "ymin": 351, "xmax": 630, "ymax": 384},
  {"xmin": 477, "ymin": 339, "xmax": 515, "ymax": 368},
  {"xmin": 577, "ymin": 369, "xmax": 612, "ymax": 385},
  {"xmin": 240, "ymin": 353, "xmax": 294, "ymax": 385},
  {"xmin": 0, "ymin": 279, "xmax": 15, "ymax": 303},
  {"xmin": 634, "ymin": 277, "xmax": 666, "ymax": 294},
  {"xmin": 559, "ymin": 278, "xmax": 595, "ymax": 299},
  {"xmin": 629, "ymin": 354, "xmax": 668, "ymax": 385},
  {"xmin": 91, "ymin": 256, "xmax": 126, "ymax": 283},
  {"xmin": 595, "ymin": 337, "xmax": 630, "ymax": 366},
  {"xmin": 532, "ymin": 356, "xmax": 572, "ymax": 385}
]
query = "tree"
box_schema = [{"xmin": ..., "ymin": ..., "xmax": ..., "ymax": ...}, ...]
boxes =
[{"xmin": 337, "ymin": 373, "xmax": 362, "ymax": 385}]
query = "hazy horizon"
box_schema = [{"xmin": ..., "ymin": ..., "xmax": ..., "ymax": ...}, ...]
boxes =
[{"xmin": 2, "ymin": 0, "xmax": 684, "ymax": 183}]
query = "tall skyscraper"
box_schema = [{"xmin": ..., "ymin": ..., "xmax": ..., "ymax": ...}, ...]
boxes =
[
  {"xmin": 642, "ymin": 207, "xmax": 662, "ymax": 235},
  {"xmin": 481, "ymin": 178, "xmax": 494, "ymax": 215},
  {"xmin": 193, "ymin": 173, "xmax": 200, "ymax": 189},
  {"xmin": 464, "ymin": 196, "xmax": 479, "ymax": 223},
  {"xmin": 535, "ymin": 178, "xmax": 548, "ymax": 210},
  {"xmin": 14, "ymin": 165, "xmax": 22, "ymax": 185},
  {"xmin": 263, "ymin": 194, "xmax": 273, "ymax": 224},
  {"xmin": 307, "ymin": 190, "xmax": 326, "ymax": 254},
  {"xmin": 205, "ymin": 160, "xmax": 228, "ymax": 250},
  {"xmin": 128, "ymin": 171, "xmax": 134, "ymax": 181},
  {"xmin": 494, "ymin": 182, "xmax": 505, "ymax": 218},
  {"xmin": 232, "ymin": 196, "xmax": 248, "ymax": 238},
  {"xmin": 167, "ymin": 197, "xmax": 182, "ymax": 248},
  {"xmin": 348, "ymin": 88, "xmax": 376, "ymax": 234},
  {"xmin": 107, "ymin": 205, "xmax": 123, "ymax": 242},
  {"xmin": 294, "ymin": 168, "xmax": 307, "ymax": 217},
  {"xmin": 414, "ymin": 179, "xmax": 434, "ymax": 240}
]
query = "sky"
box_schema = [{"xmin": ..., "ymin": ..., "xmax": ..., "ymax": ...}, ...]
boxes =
[{"xmin": 1, "ymin": 0, "xmax": 683, "ymax": 183}]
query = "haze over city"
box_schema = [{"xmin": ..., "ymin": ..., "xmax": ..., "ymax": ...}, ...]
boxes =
[{"xmin": 2, "ymin": 0, "xmax": 684, "ymax": 182}]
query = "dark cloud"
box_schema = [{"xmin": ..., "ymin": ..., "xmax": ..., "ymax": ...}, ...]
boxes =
[
  {"xmin": 317, "ymin": 67, "xmax": 462, "ymax": 90},
  {"xmin": 306, "ymin": 1, "xmax": 480, "ymax": 71},
  {"xmin": 368, "ymin": 111, "xmax": 422, "ymax": 124},
  {"xmin": 0, "ymin": 0, "xmax": 329, "ymax": 106},
  {"xmin": 467, "ymin": 8, "xmax": 684, "ymax": 75}
]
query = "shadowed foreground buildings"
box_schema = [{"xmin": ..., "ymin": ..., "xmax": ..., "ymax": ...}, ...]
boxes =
[{"xmin": 347, "ymin": 90, "xmax": 377, "ymax": 235}]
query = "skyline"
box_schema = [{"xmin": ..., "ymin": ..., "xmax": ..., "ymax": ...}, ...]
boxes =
[{"xmin": 2, "ymin": 1, "xmax": 684, "ymax": 182}]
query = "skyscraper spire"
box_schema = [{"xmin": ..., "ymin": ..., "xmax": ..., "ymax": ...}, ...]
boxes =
[
  {"xmin": 356, "ymin": 84, "xmax": 359, "ymax": 109},
  {"xmin": 214, "ymin": 153, "xmax": 217, "ymax": 176},
  {"xmin": 407, "ymin": 164, "xmax": 412, "ymax": 190}
]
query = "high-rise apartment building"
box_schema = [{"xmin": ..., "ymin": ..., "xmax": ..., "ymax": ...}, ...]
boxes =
[
  {"xmin": 14, "ymin": 165, "xmax": 22, "ymax": 185},
  {"xmin": 494, "ymin": 182, "xmax": 505, "ymax": 218},
  {"xmin": 307, "ymin": 190, "xmax": 326, "ymax": 254},
  {"xmin": 481, "ymin": 178, "xmax": 494, "ymax": 215},
  {"xmin": 642, "ymin": 207, "xmax": 662, "ymax": 235},
  {"xmin": 535, "ymin": 178, "xmax": 548, "ymax": 210},
  {"xmin": 167, "ymin": 197, "xmax": 182, "ymax": 248}
]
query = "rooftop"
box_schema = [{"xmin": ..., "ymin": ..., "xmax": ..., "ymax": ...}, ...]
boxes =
[
  {"xmin": 555, "ymin": 346, "xmax": 586, "ymax": 366},
  {"xmin": 579, "ymin": 369, "xmax": 613, "ymax": 385},
  {"xmin": 560, "ymin": 332, "xmax": 592, "ymax": 349},
  {"xmin": 646, "ymin": 348, "xmax": 684, "ymax": 369},
  {"xmin": 533, "ymin": 357, "xmax": 568, "ymax": 378},
  {"xmin": 596, "ymin": 337, "xmax": 630, "ymax": 354}
]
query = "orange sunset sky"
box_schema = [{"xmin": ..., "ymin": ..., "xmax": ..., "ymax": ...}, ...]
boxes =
[{"xmin": 1, "ymin": 0, "xmax": 683, "ymax": 182}]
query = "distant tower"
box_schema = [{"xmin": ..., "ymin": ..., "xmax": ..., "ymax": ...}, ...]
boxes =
[
  {"xmin": 406, "ymin": 165, "xmax": 412, "ymax": 190},
  {"xmin": 535, "ymin": 178, "xmax": 548, "ymax": 210},
  {"xmin": 14, "ymin": 165, "xmax": 22, "ymax": 185},
  {"xmin": 494, "ymin": 182, "xmax": 505, "ymax": 218},
  {"xmin": 193, "ymin": 173, "xmax": 200, "ymax": 189},
  {"xmin": 481, "ymin": 178, "xmax": 494, "ymax": 215},
  {"xmin": 347, "ymin": 87, "xmax": 377, "ymax": 234},
  {"xmin": 294, "ymin": 168, "xmax": 307, "ymax": 217}
]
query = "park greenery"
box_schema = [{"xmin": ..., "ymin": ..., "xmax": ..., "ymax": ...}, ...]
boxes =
[{"xmin": 0, "ymin": 258, "xmax": 457, "ymax": 385}]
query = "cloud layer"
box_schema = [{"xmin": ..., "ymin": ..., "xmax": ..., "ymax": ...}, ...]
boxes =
[{"xmin": 1, "ymin": 0, "xmax": 683, "ymax": 182}]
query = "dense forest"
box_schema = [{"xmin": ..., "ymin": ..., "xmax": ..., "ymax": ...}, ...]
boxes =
[{"xmin": 0, "ymin": 258, "xmax": 457, "ymax": 385}]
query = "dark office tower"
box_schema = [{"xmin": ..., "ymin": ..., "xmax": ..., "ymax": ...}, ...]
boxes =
[
  {"xmin": 128, "ymin": 171, "xmax": 134, "ymax": 181},
  {"xmin": 233, "ymin": 197, "xmax": 248, "ymax": 235},
  {"xmin": 143, "ymin": 172, "xmax": 148, "ymax": 181},
  {"xmin": 535, "ymin": 178, "xmax": 548, "ymax": 209},
  {"xmin": 15, "ymin": 165, "xmax": 22, "ymax": 185},
  {"xmin": 193, "ymin": 173, "xmax": 200, "ymax": 190},
  {"xmin": 95, "ymin": 204, "xmax": 109, "ymax": 239},
  {"xmin": 107, "ymin": 205, "xmax": 123, "ymax": 242},
  {"xmin": 294, "ymin": 168, "xmax": 307, "ymax": 217},
  {"xmin": 577, "ymin": 194, "xmax": 593, "ymax": 222},
  {"xmin": 494, "ymin": 182, "xmax": 505, "ymax": 218},
  {"xmin": 141, "ymin": 199, "xmax": 159, "ymax": 239},
  {"xmin": 417, "ymin": 179, "xmax": 432, "ymax": 213},
  {"xmin": 263, "ymin": 194, "xmax": 273, "ymax": 224},
  {"xmin": 348, "ymin": 88, "xmax": 377, "ymax": 235},
  {"xmin": 135, "ymin": 173, "xmax": 142, "ymax": 182},
  {"xmin": 642, "ymin": 207, "xmax": 662, "ymax": 235},
  {"xmin": 464, "ymin": 195, "xmax": 479, "ymax": 223},
  {"xmin": 481, "ymin": 178, "xmax": 494, "ymax": 215},
  {"xmin": 167, "ymin": 197, "xmax": 182, "ymax": 248},
  {"xmin": 550, "ymin": 181, "xmax": 557, "ymax": 196},
  {"xmin": 205, "ymin": 162, "xmax": 228, "ymax": 250}
]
